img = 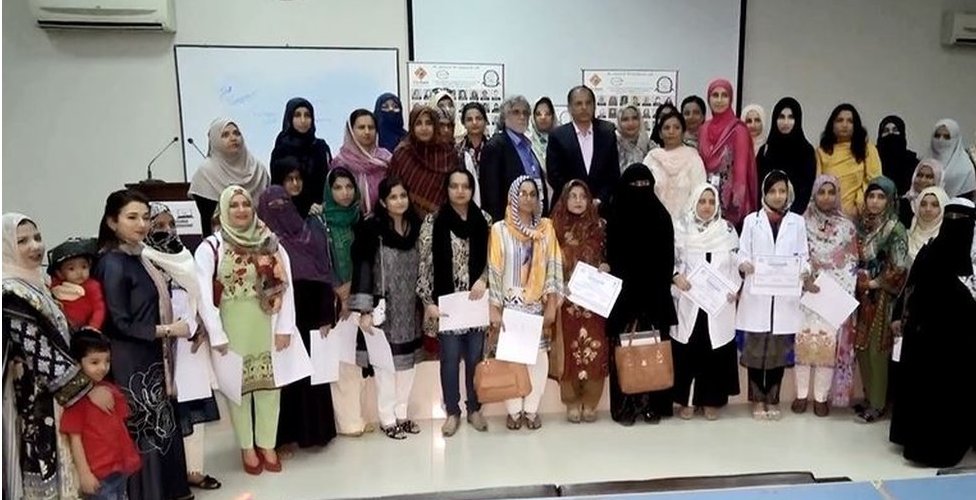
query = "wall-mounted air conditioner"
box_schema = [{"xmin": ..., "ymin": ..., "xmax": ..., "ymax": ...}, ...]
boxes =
[
  {"xmin": 29, "ymin": 0, "xmax": 176, "ymax": 32},
  {"xmin": 943, "ymin": 11, "xmax": 976, "ymax": 46}
]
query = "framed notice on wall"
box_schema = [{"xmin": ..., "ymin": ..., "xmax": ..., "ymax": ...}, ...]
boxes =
[
  {"xmin": 408, "ymin": 62, "xmax": 505, "ymax": 135},
  {"xmin": 582, "ymin": 69, "xmax": 678, "ymax": 133}
]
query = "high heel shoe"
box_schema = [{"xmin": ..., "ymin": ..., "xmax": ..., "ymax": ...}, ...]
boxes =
[
  {"xmin": 258, "ymin": 448, "xmax": 282, "ymax": 473},
  {"xmin": 241, "ymin": 450, "xmax": 262, "ymax": 476}
]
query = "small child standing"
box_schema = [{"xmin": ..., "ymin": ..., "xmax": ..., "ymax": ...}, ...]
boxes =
[
  {"xmin": 48, "ymin": 237, "xmax": 105, "ymax": 332},
  {"xmin": 60, "ymin": 330, "xmax": 141, "ymax": 499}
]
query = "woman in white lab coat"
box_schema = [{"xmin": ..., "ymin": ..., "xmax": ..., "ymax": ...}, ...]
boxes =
[
  {"xmin": 736, "ymin": 170, "xmax": 812, "ymax": 420},
  {"xmin": 671, "ymin": 184, "xmax": 742, "ymax": 421}
]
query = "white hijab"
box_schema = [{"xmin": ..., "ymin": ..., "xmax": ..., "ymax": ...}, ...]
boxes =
[
  {"xmin": 189, "ymin": 118, "xmax": 270, "ymax": 201},
  {"xmin": 2, "ymin": 213, "xmax": 46, "ymax": 290},
  {"xmin": 926, "ymin": 119, "xmax": 976, "ymax": 198},
  {"xmin": 674, "ymin": 183, "xmax": 739, "ymax": 253},
  {"xmin": 908, "ymin": 186, "xmax": 949, "ymax": 261},
  {"xmin": 742, "ymin": 103, "xmax": 767, "ymax": 154}
]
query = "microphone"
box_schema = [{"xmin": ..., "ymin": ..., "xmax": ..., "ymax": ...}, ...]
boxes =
[
  {"xmin": 142, "ymin": 136, "xmax": 180, "ymax": 184},
  {"xmin": 187, "ymin": 137, "xmax": 207, "ymax": 159}
]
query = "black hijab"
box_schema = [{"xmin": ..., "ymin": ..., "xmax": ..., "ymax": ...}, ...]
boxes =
[
  {"xmin": 757, "ymin": 97, "xmax": 816, "ymax": 214},
  {"xmin": 432, "ymin": 169, "xmax": 489, "ymax": 297},
  {"xmin": 928, "ymin": 201, "xmax": 975, "ymax": 277},
  {"xmin": 606, "ymin": 163, "xmax": 676, "ymax": 330},
  {"xmin": 270, "ymin": 97, "xmax": 332, "ymax": 206},
  {"xmin": 876, "ymin": 115, "xmax": 919, "ymax": 195}
]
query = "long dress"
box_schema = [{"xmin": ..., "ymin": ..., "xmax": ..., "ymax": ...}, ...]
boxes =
[
  {"xmin": 95, "ymin": 250, "xmax": 191, "ymax": 500},
  {"xmin": 2, "ymin": 279, "xmax": 89, "ymax": 500}
]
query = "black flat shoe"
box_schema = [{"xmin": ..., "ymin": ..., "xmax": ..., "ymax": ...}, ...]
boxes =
[
  {"xmin": 188, "ymin": 475, "xmax": 221, "ymax": 490},
  {"xmin": 643, "ymin": 411, "xmax": 661, "ymax": 424}
]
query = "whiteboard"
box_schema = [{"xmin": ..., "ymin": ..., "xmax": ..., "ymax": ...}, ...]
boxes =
[
  {"xmin": 411, "ymin": 0, "xmax": 742, "ymax": 112},
  {"xmin": 175, "ymin": 45, "xmax": 399, "ymax": 180}
]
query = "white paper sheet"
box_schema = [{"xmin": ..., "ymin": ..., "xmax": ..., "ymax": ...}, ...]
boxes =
[
  {"xmin": 799, "ymin": 273, "xmax": 860, "ymax": 330},
  {"xmin": 891, "ymin": 336, "xmax": 903, "ymax": 362},
  {"xmin": 330, "ymin": 315, "xmax": 360, "ymax": 365},
  {"xmin": 362, "ymin": 325, "xmax": 396, "ymax": 372},
  {"xmin": 174, "ymin": 338, "xmax": 214, "ymax": 403},
  {"xmin": 752, "ymin": 254, "xmax": 802, "ymax": 296},
  {"xmin": 272, "ymin": 334, "xmax": 313, "ymax": 387},
  {"xmin": 211, "ymin": 350, "xmax": 243, "ymax": 405},
  {"xmin": 567, "ymin": 262, "xmax": 623, "ymax": 318},
  {"xmin": 310, "ymin": 330, "xmax": 340, "ymax": 385},
  {"xmin": 681, "ymin": 262, "xmax": 738, "ymax": 316},
  {"xmin": 495, "ymin": 309, "xmax": 544, "ymax": 365},
  {"xmin": 438, "ymin": 292, "xmax": 490, "ymax": 332}
]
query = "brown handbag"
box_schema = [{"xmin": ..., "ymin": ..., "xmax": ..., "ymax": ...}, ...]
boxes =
[
  {"xmin": 614, "ymin": 322, "xmax": 674, "ymax": 394},
  {"xmin": 474, "ymin": 325, "xmax": 532, "ymax": 403}
]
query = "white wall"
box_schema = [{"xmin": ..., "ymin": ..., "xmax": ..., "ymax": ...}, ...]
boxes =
[
  {"xmin": 1, "ymin": 0, "xmax": 408, "ymax": 245},
  {"xmin": 5, "ymin": 0, "xmax": 976, "ymax": 244},
  {"xmin": 742, "ymin": 0, "xmax": 976, "ymax": 152}
]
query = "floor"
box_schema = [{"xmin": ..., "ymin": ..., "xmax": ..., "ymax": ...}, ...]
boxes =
[{"xmin": 194, "ymin": 404, "xmax": 976, "ymax": 500}]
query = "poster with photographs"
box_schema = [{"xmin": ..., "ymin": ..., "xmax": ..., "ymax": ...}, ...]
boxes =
[
  {"xmin": 408, "ymin": 62, "xmax": 505, "ymax": 136},
  {"xmin": 582, "ymin": 69, "xmax": 678, "ymax": 133}
]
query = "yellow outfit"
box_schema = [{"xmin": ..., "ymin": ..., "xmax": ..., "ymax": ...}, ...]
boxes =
[{"xmin": 816, "ymin": 141, "xmax": 882, "ymax": 218}]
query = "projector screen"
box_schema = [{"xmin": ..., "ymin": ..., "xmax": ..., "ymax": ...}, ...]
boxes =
[{"xmin": 410, "ymin": 0, "xmax": 744, "ymax": 111}]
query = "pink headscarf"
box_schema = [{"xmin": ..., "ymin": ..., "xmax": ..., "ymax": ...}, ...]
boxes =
[
  {"xmin": 696, "ymin": 79, "xmax": 758, "ymax": 227},
  {"xmin": 331, "ymin": 114, "xmax": 393, "ymax": 214}
]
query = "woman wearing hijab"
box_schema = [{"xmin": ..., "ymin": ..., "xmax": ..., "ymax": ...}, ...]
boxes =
[
  {"xmin": 644, "ymin": 111, "xmax": 708, "ymax": 219},
  {"xmin": 793, "ymin": 176, "xmax": 858, "ymax": 416},
  {"xmin": 320, "ymin": 168, "xmax": 371, "ymax": 437},
  {"xmin": 853, "ymin": 176, "xmax": 908, "ymax": 423},
  {"xmin": 605, "ymin": 164, "xmax": 677, "ymax": 425},
  {"xmin": 616, "ymin": 105, "xmax": 652, "ymax": 172},
  {"xmin": 389, "ymin": 105, "xmax": 459, "ymax": 216},
  {"xmin": 680, "ymin": 95, "xmax": 707, "ymax": 148},
  {"xmin": 270, "ymin": 98, "xmax": 333, "ymax": 216},
  {"xmin": 195, "ymin": 185, "xmax": 297, "ymax": 474},
  {"xmin": 924, "ymin": 119, "xmax": 976, "ymax": 200},
  {"xmin": 671, "ymin": 184, "xmax": 742, "ymax": 421},
  {"xmin": 488, "ymin": 176, "xmax": 564, "ymax": 431},
  {"xmin": 374, "ymin": 93, "xmax": 406, "ymax": 153},
  {"xmin": 417, "ymin": 169, "xmax": 492, "ymax": 437},
  {"xmin": 257, "ymin": 186, "xmax": 337, "ymax": 452},
  {"xmin": 816, "ymin": 104, "xmax": 883, "ymax": 218},
  {"xmin": 350, "ymin": 176, "xmax": 424, "ymax": 440},
  {"xmin": 94, "ymin": 190, "xmax": 193, "ymax": 498},
  {"xmin": 757, "ymin": 97, "xmax": 817, "ymax": 214},
  {"xmin": 898, "ymin": 159, "xmax": 945, "ymax": 228},
  {"xmin": 550, "ymin": 179, "xmax": 609, "ymax": 423},
  {"xmin": 876, "ymin": 115, "xmax": 919, "ymax": 195},
  {"xmin": 428, "ymin": 89, "xmax": 466, "ymax": 140},
  {"xmin": 3, "ymin": 214, "xmax": 111, "ymax": 500},
  {"xmin": 144, "ymin": 203, "xmax": 223, "ymax": 492},
  {"xmin": 906, "ymin": 186, "xmax": 949, "ymax": 265},
  {"xmin": 742, "ymin": 104, "xmax": 767, "ymax": 156},
  {"xmin": 189, "ymin": 118, "xmax": 271, "ymax": 236},
  {"xmin": 529, "ymin": 97, "xmax": 560, "ymax": 172},
  {"xmin": 698, "ymin": 79, "xmax": 758, "ymax": 228},
  {"xmin": 736, "ymin": 170, "xmax": 812, "ymax": 421},
  {"xmin": 890, "ymin": 198, "xmax": 975, "ymax": 467},
  {"xmin": 331, "ymin": 109, "xmax": 392, "ymax": 215}
]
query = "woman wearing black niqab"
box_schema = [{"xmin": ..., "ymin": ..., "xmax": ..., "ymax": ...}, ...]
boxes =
[{"xmin": 876, "ymin": 115, "xmax": 919, "ymax": 196}]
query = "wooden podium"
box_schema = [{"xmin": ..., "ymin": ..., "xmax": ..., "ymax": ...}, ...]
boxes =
[{"xmin": 124, "ymin": 181, "xmax": 203, "ymax": 250}]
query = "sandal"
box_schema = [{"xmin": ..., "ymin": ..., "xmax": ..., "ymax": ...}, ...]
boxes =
[
  {"xmin": 397, "ymin": 419, "xmax": 421, "ymax": 434},
  {"xmin": 791, "ymin": 398, "xmax": 808, "ymax": 414},
  {"xmin": 382, "ymin": 424, "xmax": 407, "ymax": 440},
  {"xmin": 525, "ymin": 413, "xmax": 542, "ymax": 430},
  {"xmin": 678, "ymin": 406, "xmax": 694, "ymax": 420},
  {"xmin": 188, "ymin": 474, "xmax": 221, "ymax": 490},
  {"xmin": 704, "ymin": 407, "xmax": 720, "ymax": 421},
  {"xmin": 506, "ymin": 413, "xmax": 523, "ymax": 430},
  {"xmin": 856, "ymin": 408, "xmax": 884, "ymax": 423}
]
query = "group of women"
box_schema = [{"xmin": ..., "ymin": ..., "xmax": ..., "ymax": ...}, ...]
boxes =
[{"xmin": 4, "ymin": 82, "xmax": 976, "ymax": 499}]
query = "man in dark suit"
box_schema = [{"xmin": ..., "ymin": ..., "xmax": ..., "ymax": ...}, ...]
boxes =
[
  {"xmin": 479, "ymin": 95, "xmax": 550, "ymax": 220},
  {"xmin": 546, "ymin": 85, "xmax": 620, "ymax": 209}
]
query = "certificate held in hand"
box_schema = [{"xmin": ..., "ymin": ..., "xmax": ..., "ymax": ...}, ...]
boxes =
[
  {"xmin": 567, "ymin": 262, "xmax": 622, "ymax": 318},
  {"xmin": 682, "ymin": 262, "xmax": 737, "ymax": 316},
  {"xmin": 438, "ymin": 292, "xmax": 489, "ymax": 332},
  {"xmin": 751, "ymin": 254, "xmax": 802, "ymax": 296},
  {"xmin": 495, "ymin": 309, "xmax": 544, "ymax": 365}
]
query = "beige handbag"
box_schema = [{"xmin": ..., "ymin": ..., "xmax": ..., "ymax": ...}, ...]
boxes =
[
  {"xmin": 614, "ymin": 322, "xmax": 674, "ymax": 394},
  {"xmin": 474, "ymin": 325, "xmax": 532, "ymax": 403}
]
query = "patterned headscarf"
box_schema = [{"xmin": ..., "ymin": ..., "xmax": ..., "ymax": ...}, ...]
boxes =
[{"xmin": 505, "ymin": 175, "xmax": 544, "ymax": 240}]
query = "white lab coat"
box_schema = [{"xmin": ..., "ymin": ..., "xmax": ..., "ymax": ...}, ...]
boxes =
[
  {"xmin": 735, "ymin": 210, "xmax": 810, "ymax": 334},
  {"xmin": 673, "ymin": 247, "xmax": 742, "ymax": 348}
]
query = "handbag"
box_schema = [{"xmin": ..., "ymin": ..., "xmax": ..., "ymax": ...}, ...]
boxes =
[
  {"xmin": 614, "ymin": 321, "xmax": 674, "ymax": 394},
  {"xmin": 474, "ymin": 324, "xmax": 532, "ymax": 403},
  {"xmin": 205, "ymin": 238, "xmax": 222, "ymax": 308},
  {"xmin": 372, "ymin": 237, "xmax": 387, "ymax": 327}
]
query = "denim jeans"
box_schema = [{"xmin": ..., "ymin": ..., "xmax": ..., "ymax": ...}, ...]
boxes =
[
  {"xmin": 439, "ymin": 330, "xmax": 484, "ymax": 416},
  {"xmin": 86, "ymin": 472, "xmax": 127, "ymax": 500}
]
